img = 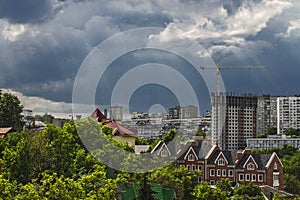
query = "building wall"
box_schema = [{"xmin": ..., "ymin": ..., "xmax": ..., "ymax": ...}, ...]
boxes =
[
  {"xmin": 110, "ymin": 105, "xmax": 123, "ymax": 121},
  {"xmin": 225, "ymin": 95, "xmax": 257, "ymax": 150},
  {"xmin": 113, "ymin": 136, "xmax": 135, "ymax": 147},
  {"xmin": 257, "ymin": 95, "xmax": 277, "ymax": 134},
  {"xmin": 247, "ymin": 137, "xmax": 300, "ymax": 150},
  {"xmin": 277, "ymin": 97, "xmax": 300, "ymax": 135}
]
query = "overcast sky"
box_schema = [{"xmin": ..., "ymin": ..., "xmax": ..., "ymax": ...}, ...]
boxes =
[{"xmin": 1, "ymin": 0, "xmax": 300, "ymax": 116}]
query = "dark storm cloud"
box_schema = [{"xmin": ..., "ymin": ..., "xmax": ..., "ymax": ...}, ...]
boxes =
[
  {"xmin": 1, "ymin": 0, "xmax": 300, "ymax": 114},
  {"xmin": 0, "ymin": 0, "xmax": 55, "ymax": 23}
]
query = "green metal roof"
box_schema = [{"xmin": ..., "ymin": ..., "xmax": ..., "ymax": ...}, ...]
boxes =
[{"xmin": 118, "ymin": 182, "xmax": 175, "ymax": 200}]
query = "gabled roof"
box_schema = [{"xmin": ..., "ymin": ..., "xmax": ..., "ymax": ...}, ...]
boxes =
[
  {"xmin": 0, "ymin": 127, "xmax": 12, "ymax": 134},
  {"xmin": 0, "ymin": 127, "xmax": 13, "ymax": 138},
  {"xmin": 177, "ymin": 144, "xmax": 203, "ymax": 161},
  {"xmin": 207, "ymin": 149, "xmax": 235, "ymax": 165},
  {"xmin": 151, "ymin": 141, "xmax": 179, "ymax": 158},
  {"xmin": 236, "ymin": 153, "xmax": 272, "ymax": 170},
  {"xmin": 90, "ymin": 108, "xmax": 107, "ymax": 122},
  {"xmin": 90, "ymin": 108, "xmax": 137, "ymax": 136},
  {"xmin": 106, "ymin": 120, "xmax": 137, "ymax": 136}
]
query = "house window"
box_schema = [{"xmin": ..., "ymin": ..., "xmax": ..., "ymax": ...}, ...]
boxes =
[
  {"xmin": 246, "ymin": 174, "xmax": 250, "ymax": 181},
  {"xmin": 222, "ymin": 169, "xmax": 226, "ymax": 177},
  {"xmin": 198, "ymin": 176, "xmax": 202, "ymax": 183},
  {"xmin": 252, "ymin": 174, "xmax": 256, "ymax": 181},
  {"xmin": 229, "ymin": 170, "xmax": 233, "ymax": 177},
  {"xmin": 188, "ymin": 154, "xmax": 195, "ymax": 161},
  {"xmin": 274, "ymin": 163, "xmax": 278, "ymax": 170},
  {"xmin": 161, "ymin": 150, "xmax": 168, "ymax": 157},
  {"xmin": 247, "ymin": 162, "xmax": 255, "ymax": 170},
  {"xmin": 192, "ymin": 165, "xmax": 196, "ymax": 171},
  {"xmin": 217, "ymin": 169, "xmax": 221, "ymax": 176},
  {"xmin": 273, "ymin": 173, "xmax": 279, "ymax": 187},
  {"xmin": 198, "ymin": 165, "xmax": 202, "ymax": 172},
  {"xmin": 210, "ymin": 169, "xmax": 215, "ymax": 176},
  {"xmin": 258, "ymin": 174, "xmax": 263, "ymax": 182},
  {"xmin": 218, "ymin": 158, "xmax": 225, "ymax": 166},
  {"xmin": 187, "ymin": 165, "xmax": 191, "ymax": 170},
  {"xmin": 239, "ymin": 174, "xmax": 244, "ymax": 181}
]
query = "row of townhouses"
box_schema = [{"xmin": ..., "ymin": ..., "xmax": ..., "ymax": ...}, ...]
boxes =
[{"xmin": 151, "ymin": 140, "xmax": 283, "ymax": 190}]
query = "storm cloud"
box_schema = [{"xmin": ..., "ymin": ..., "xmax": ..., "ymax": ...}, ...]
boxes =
[{"xmin": 0, "ymin": 0, "xmax": 299, "ymax": 115}]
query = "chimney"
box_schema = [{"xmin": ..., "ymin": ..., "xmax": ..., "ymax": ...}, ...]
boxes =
[
  {"xmin": 104, "ymin": 109, "xmax": 108, "ymax": 118},
  {"xmin": 237, "ymin": 150, "xmax": 243, "ymax": 161}
]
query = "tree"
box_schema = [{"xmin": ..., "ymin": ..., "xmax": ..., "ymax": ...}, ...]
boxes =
[
  {"xmin": 136, "ymin": 173, "xmax": 156, "ymax": 200},
  {"xmin": 0, "ymin": 91, "xmax": 24, "ymax": 131},
  {"xmin": 149, "ymin": 164, "xmax": 200, "ymax": 200},
  {"xmin": 192, "ymin": 182, "xmax": 228, "ymax": 200},
  {"xmin": 232, "ymin": 182, "xmax": 264, "ymax": 200},
  {"xmin": 216, "ymin": 178, "xmax": 234, "ymax": 197},
  {"xmin": 266, "ymin": 127, "xmax": 277, "ymax": 135}
]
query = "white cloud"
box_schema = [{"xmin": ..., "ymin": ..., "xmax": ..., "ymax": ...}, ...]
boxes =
[
  {"xmin": 0, "ymin": 19, "xmax": 28, "ymax": 42},
  {"xmin": 277, "ymin": 19, "xmax": 300, "ymax": 38}
]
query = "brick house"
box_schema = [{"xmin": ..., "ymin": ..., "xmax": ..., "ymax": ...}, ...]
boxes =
[{"xmin": 152, "ymin": 142, "xmax": 284, "ymax": 189}]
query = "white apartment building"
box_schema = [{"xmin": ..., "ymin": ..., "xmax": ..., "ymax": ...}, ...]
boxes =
[
  {"xmin": 277, "ymin": 96, "xmax": 300, "ymax": 135},
  {"xmin": 247, "ymin": 135, "xmax": 300, "ymax": 150}
]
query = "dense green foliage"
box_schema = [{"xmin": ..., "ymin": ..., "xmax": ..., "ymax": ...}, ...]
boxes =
[
  {"xmin": 0, "ymin": 91, "xmax": 24, "ymax": 131},
  {"xmin": 252, "ymin": 145, "xmax": 300, "ymax": 196}
]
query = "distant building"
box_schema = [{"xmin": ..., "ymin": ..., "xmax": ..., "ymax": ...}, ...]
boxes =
[
  {"xmin": 247, "ymin": 135, "xmax": 300, "ymax": 150},
  {"xmin": 181, "ymin": 105, "xmax": 198, "ymax": 119},
  {"xmin": 277, "ymin": 96, "xmax": 300, "ymax": 135},
  {"xmin": 257, "ymin": 95, "xmax": 277, "ymax": 134},
  {"xmin": 168, "ymin": 106, "xmax": 181, "ymax": 119},
  {"xmin": 210, "ymin": 92, "xmax": 226, "ymax": 149},
  {"xmin": 110, "ymin": 105, "xmax": 123, "ymax": 121}
]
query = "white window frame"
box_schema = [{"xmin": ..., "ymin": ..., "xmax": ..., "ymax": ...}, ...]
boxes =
[
  {"xmin": 274, "ymin": 163, "xmax": 278, "ymax": 170},
  {"xmin": 229, "ymin": 170, "xmax": 233, "ymax": 177},
  {"xmin": 247, "ymin": 162, "xmax": 255, "ymax": 170},
  {"xmin": 246, "ymin": 174, "xmax": 250, "ymax": 181},
  {"xmin": 179, "ymin": 164, "xmax": 185, "ymax": 168},
  {"xmin": 258, "ymin": 174, "xmax": 263, "ymax": 182},
  {"xmin": 239, "ymin": 174, "xmax": 244, "ymax": 181},
  {"xmin": 198, "ymin": 165, "xmax": 202, "ymax": 172},
  {"xmin": 187, "ymin": 165, "xmax": 191, "ymax": 170},
  {"xmin": 218, "ymin": 158, "xmax": 225, "ymax": 166},
  {"xmin": 192, "ymin": 165, "xmax": 196, "ymax": 171},
  {"xmin": 222, "ymin": 169, "xmax": 226, "ymax": 177},
  {"xmin": 210, "ymin": 169, "xmax": 215, "ymax": 176},
  {"xmin": 188, "ymin": 154, "xmax": 195, "ymax": 161},
  {"xmin": 161, "ymin": 150, "xmax": 168, "ymax": 157},
  {"xmin": 217, "ymin": 169, "xmax": 221, "ymax": 177},
  {"xmin": 252, "ymin": 174, "xmax": 256, "ymax": 181}
]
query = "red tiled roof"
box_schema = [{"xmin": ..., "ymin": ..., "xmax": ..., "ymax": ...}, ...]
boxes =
[
  {"xmin": 106, "ymin": 120, "xmax": 137, "ymax": 136},
  {"xmin": 91, "ymin": 108, "xmax": 137, "ymax": 136},
  {"xmin": 90, "ymin": 108, "xmax": 107, "ymax": 122}
]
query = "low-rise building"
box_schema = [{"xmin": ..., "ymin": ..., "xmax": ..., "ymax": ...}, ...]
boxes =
[{"xmin": 247, "ymin": 135, "xmax": 300, "ymax": 150}]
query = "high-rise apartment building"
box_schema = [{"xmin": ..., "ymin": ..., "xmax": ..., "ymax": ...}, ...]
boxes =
[
  {"xmin": 257, "ymin": 95, "xmax": 277, "ymax": 134},
  {"xmin": 277, "ymin": 96, "xmax": 300, "ymax": 134},
  {"xmin": 211, "ymin": 93, "xmax": 257, "ymax": 150},
  {"xmin": 210, "ymin": 92, "xmax": 227, "ymax": 149},
  {"xmin": 168, "ymin": 106, "xmax": 181, "ymax": 119}
]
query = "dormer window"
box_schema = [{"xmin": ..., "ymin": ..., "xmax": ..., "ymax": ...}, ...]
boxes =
[
  {"xmin": 188, "ymin": 154, "xmax": 195, "ymax": 161},
  {"xmin": 161, "ymin": 150, "xmax": 168, "ymax": 157},
  {"xmin": 247, "ymin": 162, "xmax": 255, "ymax": 170},
  {"xmin": 218, "ymin": 158, "xmax": 225, "ymax": 166}
]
